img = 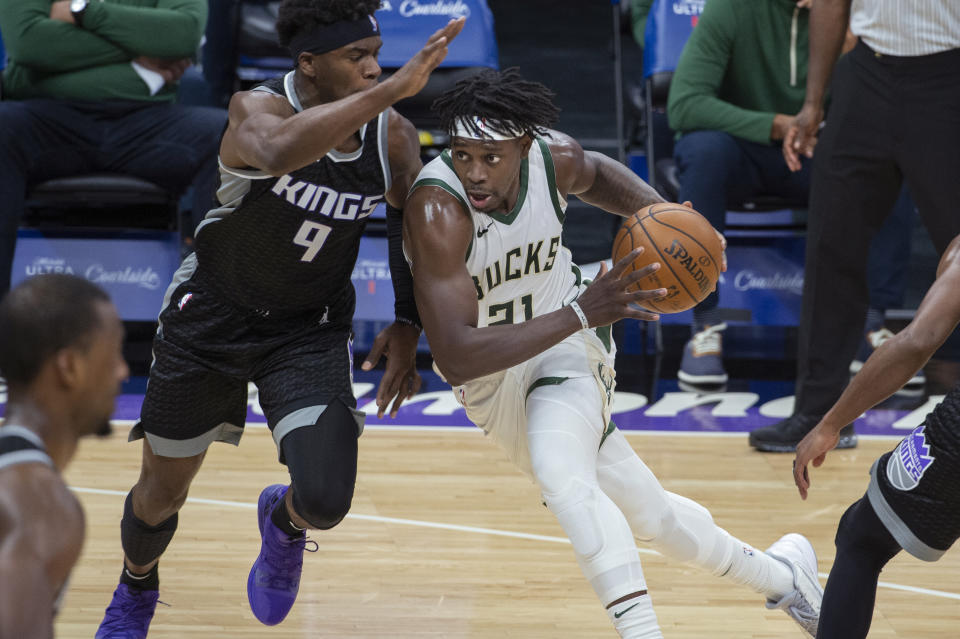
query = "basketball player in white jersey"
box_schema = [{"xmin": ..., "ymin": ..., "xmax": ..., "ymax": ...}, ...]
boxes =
[
  {"xmin": 0, "ymin": 275, "xmax": 128, "ymax": 638},
  {"xmin": 403, "ymin": 68, "xmax": 823, "ymax": 638}
]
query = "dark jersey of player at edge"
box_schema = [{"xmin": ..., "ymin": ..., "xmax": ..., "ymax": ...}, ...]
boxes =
[{"xmin": 195, "ymin": 74, "xmax": 391, "ymax": 316}]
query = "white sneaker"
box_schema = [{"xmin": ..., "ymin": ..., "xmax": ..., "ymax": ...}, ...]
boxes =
[{"xmin": 764, "ymin": 533, "xmax": 823, "ymax": 638}]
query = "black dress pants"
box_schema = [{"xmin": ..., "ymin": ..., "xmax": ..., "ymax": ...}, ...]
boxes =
[{"xmin": 794, "ymin": 40, "xmax": 960, "ymax": 417}]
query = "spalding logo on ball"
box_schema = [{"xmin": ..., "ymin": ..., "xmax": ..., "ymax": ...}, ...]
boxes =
[{"xmin": 612, "ymin": 203, "xmax": 723, "ymax": 313}]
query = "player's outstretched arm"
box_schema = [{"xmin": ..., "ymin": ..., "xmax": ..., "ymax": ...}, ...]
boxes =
[
  {"xmin": 794, "ymin": 234, "xmax": 960, "ymax": 498},
  {"xmin": 546, "ymin": 132, "xmax": 664, "ymax": 218},
  {"xmin": 221, "ymin": 18, "xmax": 465, "ymax": 176},
  {"xmin": 405, "ymin": 187, "xmax": 665, "ymax": 386},
  {"xmin": 0, "ymin": 468, "xmax": 84, "ymax": 639}
]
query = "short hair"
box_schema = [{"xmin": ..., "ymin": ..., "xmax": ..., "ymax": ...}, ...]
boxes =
[
  {"xmin": 0, "ymin": 275, "xmax": 112, "ymax": 387},
  {"xmin": 432, "ymin": 67, "xmax": 562, "ymax": 140},
  {"xmin": 276, "ymin": 0, "xmax": 381, "ymax": 48}
]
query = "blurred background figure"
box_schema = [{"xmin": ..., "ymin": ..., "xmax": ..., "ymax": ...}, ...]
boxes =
[
  {"xmin": 0, "ymin": 274, "xmax": 128, "ymax": 638},
  {"xmin": 0, "ymin": 0, "xmax": 227, "ymax": 295}
]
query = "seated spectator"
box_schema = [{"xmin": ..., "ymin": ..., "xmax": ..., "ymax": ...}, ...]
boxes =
[
  {"xmin": 0, "ymin": 0, "xmax": 228, "ymax": 297},
  {"xmin": 666, "ymin": 0, "xmax": 814, "ymax": 386}
]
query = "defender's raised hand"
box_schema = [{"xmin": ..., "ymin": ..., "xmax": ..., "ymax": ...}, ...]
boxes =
[
  {"xmin": 387, "ymin": 18, "xmax": 466, "ymax": 100},
  {"xmin": 573, "ymin": 248, "xmax": 666, "ymax": 327}
]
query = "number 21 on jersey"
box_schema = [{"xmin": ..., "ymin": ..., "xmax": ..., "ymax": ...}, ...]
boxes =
[
  {"xmin": 488, "ymin": 294, "xmax": 533, "ymax": 325},
  {"xmin": 293, "ymin": 220, "xmax": 332, "ymax": 262}
]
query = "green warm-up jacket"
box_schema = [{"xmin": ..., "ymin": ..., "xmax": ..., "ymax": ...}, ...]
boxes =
[
  {"xmin": 667, "ymin": 0, "xmax": 809, "ymax": 144},
  {"xmin": 0, "ymin": 0, "xmax": 206, "ymax": 102}
]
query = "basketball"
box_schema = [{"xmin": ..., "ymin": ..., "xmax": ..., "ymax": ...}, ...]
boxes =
[{"xmin": 612, "ymin": 203, "xmax": 723, "ymax": 313}]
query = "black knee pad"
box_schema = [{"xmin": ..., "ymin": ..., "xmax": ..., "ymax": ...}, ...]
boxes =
[
  {"xmin": 281, "ymin": 400, "xmax": 359, "ymax": 530},
  {"xmin": 121, "ymin": 491, "xmax": 179, "ymax": 566}
]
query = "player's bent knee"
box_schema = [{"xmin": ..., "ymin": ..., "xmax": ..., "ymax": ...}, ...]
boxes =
[
  {"xmin": 280, "ymin": 401, "xmax": 360, "ymax": 530},
  {"xmin": 291, "ymin": 484, "xmax": 353, "ymax": 530},
  {"xmin": 643, "ymin": 493, "xmax": 717, "ymax": 564},
  {"xmin": 630, "ymin": 502, "xmax": 672, "ymax": 545},
  {"xmin": 834, "ymin": 497, "xmax": 896, "ymax": 570},
  {"xmin": 542, "ymin": 477, "xmax": 606, "ymax": 560}
]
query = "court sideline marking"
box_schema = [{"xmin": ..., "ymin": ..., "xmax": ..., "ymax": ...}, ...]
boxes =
[{"xmin": 71, "ymin": 486, "xmax": 960, "ymax": 602}]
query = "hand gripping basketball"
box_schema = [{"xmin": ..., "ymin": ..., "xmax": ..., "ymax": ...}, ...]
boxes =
[{"xmin": 573, "ymin": 249, "xmax": 667, "ymax": 326}]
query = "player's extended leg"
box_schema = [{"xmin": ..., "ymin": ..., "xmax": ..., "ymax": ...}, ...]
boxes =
[
  {"xmin": 817, "ymin": 497, "xmax": 900, "ymax": 639},
  {"xmin": 96, "ymin": 444, "xmax": 206, "ymax": 639},
  {"xmin": 247, "ymin": 399, "xmax": 360, "ymax": 625},
  {"xmin": 595, "ymin": 429, "xmax": 823, "ymax": 637},
  {"xmin": 526, "ymin": 376, "xmax": 662, "ymax": 639}
]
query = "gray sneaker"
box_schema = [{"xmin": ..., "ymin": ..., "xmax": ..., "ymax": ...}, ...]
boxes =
[
  {"xmin": 678, "ymin": 323, "xmax": 728, "ymax": 385},
  {"xmin": 764, "ymin": 533, "xmax": 823, "ymax": 638}
]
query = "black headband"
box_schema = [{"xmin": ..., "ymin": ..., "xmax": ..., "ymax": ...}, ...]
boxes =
[{"xmin": 288, "ymin": 14, "xmax": 380, "ymax": 60}]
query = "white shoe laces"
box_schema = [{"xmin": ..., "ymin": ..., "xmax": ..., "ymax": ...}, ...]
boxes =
[
  {"xmin": 866, "ymin": 327, "xmax": 895, "ymax": 349},
  {"xmin": 690, "ymin": 322, "xmax": 727, "ymax": 356}
]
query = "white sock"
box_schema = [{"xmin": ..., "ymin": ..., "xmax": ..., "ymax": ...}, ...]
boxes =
[
  {"xmin": 607, "ymin": 594, "xmax": 663, "ymax": 639},
  {"xmin": 713, "ymin": 533, "xmax": 794, "ymax": 601}
]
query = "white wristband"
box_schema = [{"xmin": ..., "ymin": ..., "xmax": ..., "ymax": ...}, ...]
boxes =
[{"xmin": 569, "ymin": 300, "xmax": 590, "ymax": 330}]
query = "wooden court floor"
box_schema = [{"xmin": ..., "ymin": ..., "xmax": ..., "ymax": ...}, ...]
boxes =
[{"xmin": 56, "ymin": 425, "xmax": 959, "ymax": 638}]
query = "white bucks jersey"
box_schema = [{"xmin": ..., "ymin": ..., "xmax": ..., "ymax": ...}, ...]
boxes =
[{"xmin": 412, "ymin": 138, "xmax": 583, "ymax": 327}]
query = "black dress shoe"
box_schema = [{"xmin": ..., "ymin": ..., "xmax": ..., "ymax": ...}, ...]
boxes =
[{"xmin": 748, "ymin": 414, "xmax": 857, "ymax": 452}]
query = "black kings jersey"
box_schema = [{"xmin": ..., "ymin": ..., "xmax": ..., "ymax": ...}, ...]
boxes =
[
  {"xmin": 195, "ymin": 71, "xmax": 391, "ymax": 315},
  {"xmin": 0, "ymin": 424, "xmax": 53, "ymax": 471}
]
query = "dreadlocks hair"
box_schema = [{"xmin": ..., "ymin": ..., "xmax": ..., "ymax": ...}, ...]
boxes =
[
  {"xmin": 276, "ymin": 0, "xmax": 380, "ymax": 48},
  {"xmin": 432, "ymin": 67, "xmax": 561, "ymax": 140}
]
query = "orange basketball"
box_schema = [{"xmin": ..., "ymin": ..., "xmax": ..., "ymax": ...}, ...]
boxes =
[{"xmin": 612, "ymin": 203, "xmax": 723, "ymax": 313}]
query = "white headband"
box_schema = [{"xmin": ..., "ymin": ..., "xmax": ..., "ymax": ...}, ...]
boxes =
[{"xmin": 452, "ymin": 116, "xmax": 523, "ymax": 141}]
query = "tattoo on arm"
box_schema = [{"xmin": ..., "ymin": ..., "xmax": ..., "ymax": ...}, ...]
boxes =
[{"xmin": 577, "ymin": 152, "xmax": 664, "ymax": 217}]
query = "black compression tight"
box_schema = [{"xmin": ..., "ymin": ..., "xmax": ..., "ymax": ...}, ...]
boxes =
[
  {"xmin": 817, "ymin": 496, "xmax": 902, "ymax": 639},
  {"xmin": 279, "ymin": 399, "xmax": 359, "ymax": 530}
]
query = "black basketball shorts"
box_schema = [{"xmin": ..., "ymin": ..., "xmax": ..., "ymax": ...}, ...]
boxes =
[
  {"xmin": 129, "ymin": 256, "xmax": 364, "ymax": 460},
  {"xmin": 867, "ymin": 393, "xmax": 960, "ymax": 561}
]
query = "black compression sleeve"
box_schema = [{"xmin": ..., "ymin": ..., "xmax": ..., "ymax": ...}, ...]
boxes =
[{"xmin": 386, "ymin": 204, "xmax": 421, "ymax": 330}]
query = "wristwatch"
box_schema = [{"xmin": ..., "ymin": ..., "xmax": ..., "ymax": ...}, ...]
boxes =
[{"xmin": 70, "ymin": 0, "xmax": 89, "ymax": 27}]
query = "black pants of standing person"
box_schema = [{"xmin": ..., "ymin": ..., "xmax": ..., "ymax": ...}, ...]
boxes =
[
  {"xmin": 749, "ymin": 40, "xmax": 960, "ymax": 451},
  {"xmin": 0, "ymin": 98, "xmax": 227, "ymax": 298}
]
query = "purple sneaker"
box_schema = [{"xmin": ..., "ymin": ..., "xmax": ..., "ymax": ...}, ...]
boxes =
[
  {"xmin": 247, "ymin": 484, "xmax": 316, "ymax": 625},
  {"xmin": 95, "ymin": 583, "xmax": 160, "ymax": 639}
]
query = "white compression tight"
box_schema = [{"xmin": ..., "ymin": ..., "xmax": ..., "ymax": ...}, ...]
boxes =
[
  {"xmin": 595, "ymin": 428, "xmax": 793, "ymax": 600},
  {"xmin": 527, "ymin": 377, "xmax": 662, "ymax": 638}
]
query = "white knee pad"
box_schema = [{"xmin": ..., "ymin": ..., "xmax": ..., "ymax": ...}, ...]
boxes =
[
  {"xmin": 646, "ymin": 492, "xmax": 734, "ymax": 574},
  {"xmin": 543, "ymin": 475, "xmax": 648, "ymax": 604},
  {"xmin": 595, "ymin": 430, "xmax": 734, "ymax": 574},
  {"xmin": 542, "ymin": 476, "xmax": 607, "ymax": 562},
  {"xmin": 595, "ymin": 430, "xmax": 672, "ymax": 541}
]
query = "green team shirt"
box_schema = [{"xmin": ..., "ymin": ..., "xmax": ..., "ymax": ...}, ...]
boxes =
[
  {"xmin": 0, "ymin": 0, "xmax": 206, "ymax": 101},
  {"xmin": 666, "ymin": 0, "xmax": 810, "ymax": 144}
]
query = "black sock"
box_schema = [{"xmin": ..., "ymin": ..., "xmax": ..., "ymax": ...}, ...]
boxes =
[
  {"xmin": 270, "ymin": 494, "xmax": 305, "ymax": 538},
  {"xmin": 119, "ymin": 563, "xmax": 159, "ymax": 591}
]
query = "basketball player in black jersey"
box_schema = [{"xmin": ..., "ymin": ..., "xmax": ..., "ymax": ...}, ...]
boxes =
[
  {"xmin": 794, "ymin": 234, "xmax": 960, "ymax": 638},
  {"xmin": 0, "ymin": 275, "xmax": 128, "ymax": 639},
  {"xmin": 95, "ymin": 2, "xmax": 464, "ymax": 636}
]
